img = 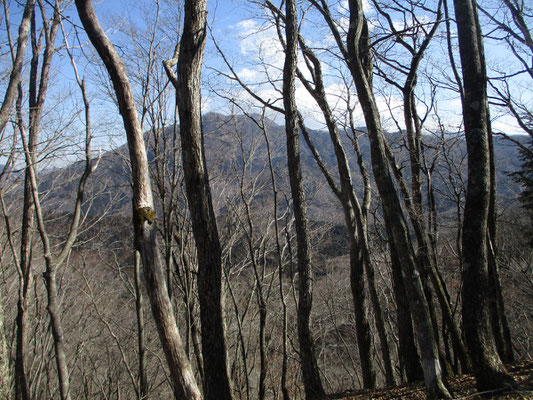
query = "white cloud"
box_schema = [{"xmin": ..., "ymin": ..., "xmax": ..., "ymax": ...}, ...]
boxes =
[{"xmin": 237, "ymin": 67, "xmax": 260, "ymax": 82}]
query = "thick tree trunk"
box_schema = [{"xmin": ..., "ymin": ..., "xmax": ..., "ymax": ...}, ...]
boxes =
[
  {"xmin": 176, "ymin": 2, "xmax": 232, "ymax": 400},
  {"xmin": 284, "ymin": 0, "xmax": 324, "ymax": 398},
  {"xmin": 75, "ymin": 2, "xmax": 201, "ymax": 398},
  {"xmin": 452, "ymin": 0, "xmax": 516, "ymax": 391},
  {"xmin": 0, "ymin": 298, "xmax": 12, "ymax": 400}
]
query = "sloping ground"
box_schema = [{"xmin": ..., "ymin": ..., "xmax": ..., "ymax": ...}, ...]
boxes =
[{"xmin": 327, "ymin": 361, "xmax": 533, "ymax": 399}]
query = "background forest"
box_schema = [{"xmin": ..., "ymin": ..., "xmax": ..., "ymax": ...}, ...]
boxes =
[{"xmin": 0, "ymin": 0, "xmax": 531, "ymax": 399}]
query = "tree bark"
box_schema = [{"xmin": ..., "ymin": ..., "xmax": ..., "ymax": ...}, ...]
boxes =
[
  {"xmin": 487, "ymin": 130, "xmax": 514, "ymax": 363},
  {"xmin": 0, "ymin": 297, "xmax": 12, "ymax": 400},
  {"xmin": 15, "ymin": 6, "xmax": 39, "ymax": 397},
  {"xmin": 387, "ymin": 231, "xmax": 424, "ymax": 384},
  {"xmin": 134, "ymin": 251, "xmax": 148, "ymax": 399},
  {"xmin": 75, "ymin": 1, "xmax": 201, "ymax": 398},
  {"xmin": 175, "ymin": 2, "xmax": 233, "ymax": 400},
  {"xmin": 452, "ymin": 0, "xmax": 516, "ymax": 391},
  {"xmin": 284, "ymin": 1, "xmax": 325, "ymax": 398}
]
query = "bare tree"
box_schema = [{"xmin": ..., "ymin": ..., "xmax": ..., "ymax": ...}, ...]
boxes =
[
  {"xmin": 479, "ymin": 0, "xmax": 533, "ymax": 363},
  {"xmin": 163, "ymin": 1, "xmax": 235, "ymax": 399},
  {"xmin": 0, "ymin": 0, "xmax": 34, "ymax": 135},
  {"xmin": 309, "ymin": 0, "xmax": 452, "ymax": 397},
  {"xmin": 371, "ymin": 0, "xmax": 470, "ymax": 374},
  {"xmin": 452, "ymin": 0, "xmax": 517, "ymax": 391},
  {"xmin": 13, "ymin": 2, "xmax": 69, "ymax": 398},
  {"xmin": 262, "ymin": 1, "xmax": 381, "ymax": 386},
  {"xmin": 283, "ymin": 0, "xmax": 325, "ymax": 398},
  {"xmin": 74, "ymin": 1, "xmax": 202, "ymax": 398}
]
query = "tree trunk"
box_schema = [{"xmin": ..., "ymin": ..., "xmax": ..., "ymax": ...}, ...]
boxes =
[
  {"xmin": 75, "ymin": 1, "xmax": 201, "ymax": 398},
  {"xmin": 284, "ymin": 0, "xmax": 324, "ymax": 398},
  {"xmin": 343, "ymin": 1, "xmax": 451, "ymax": 398},
  {"xmin": 16, "ymin": 4, "xmax": 67, "ymax": 395},
  {"xmin": 452, "ymin": 0, "xmax": 516, "ymax": 391},
  {"xmin": 15, "ymin": 7, "xmax": 39, "ymax": 395},
  {"xmin": 44, "ymin": 266, "xmax": 71, "ymax": 400},
  {"xmin": 387, "ymin": 224, "xmax": 424, "ymax": 384},
  {"xmin": 294, "ymin": 33, "xmax": 377, "ymax": 387},
  {"xmin": 0, "ymin": 297, "xmax": 13, "ymax": 400},
  {"xmin": 175, "ymin": 2, "xmax": 233, "ymax": 400},
  {"xmin": 134, "ymin": 251, "xmax": 148, "ymax": 399},
  {"xmin": 19, "ymin": 105, "xmax": 73, "ymax": 400},
  {"xmin": 263, "ymin": 121, "xmax": 291, "ymax": 400},
  {"xmin": 16, "ymin": 107, "xmax": 35, "ymax": 400},
  {"xmin": 486, "ymin": 129, "xmax": 514, "ymax": 363},
  {"xmin": 0, "ymin": 0, "xmax": 34, "ymax": 134},
  {"xmin": 345, "ymin": 210, "xmax": 377, "ymax": 388}
]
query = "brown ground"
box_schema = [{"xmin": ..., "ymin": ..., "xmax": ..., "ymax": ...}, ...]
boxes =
[{"xmin": 326, "ymin": 361, "xmax": 533, "ymax": 399}]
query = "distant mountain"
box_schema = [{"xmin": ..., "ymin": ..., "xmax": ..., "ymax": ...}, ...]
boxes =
[{"xmin": 36, "ymin": 113, "xmax": 527, "ymax": 222}]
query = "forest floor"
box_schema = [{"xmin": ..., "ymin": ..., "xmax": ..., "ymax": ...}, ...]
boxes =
[{"xmin": 326, "ymin": 361, "xmax": 533, "ymax": 399}]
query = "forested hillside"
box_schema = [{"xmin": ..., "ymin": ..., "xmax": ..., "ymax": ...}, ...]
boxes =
[
  {"xmin": 0, "ymin": 0, "xmax": 531, "ymax": 399},
  {"xmin": 32, "ymin": 112, "xmax": 526, "ymax": 219}
]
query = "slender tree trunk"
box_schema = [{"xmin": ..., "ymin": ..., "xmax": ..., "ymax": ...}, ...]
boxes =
[
  {"xmin": 18, "ymin": 93, "xmax": 73, "ymax": 400},
  {"xmin": 403, "ymin": 94, "xmax": 470, "ymax": 374},
  {"xmin": 0, "ymin": 0, "xmax": 34, "ymax": 134},
  {"xmin": 44, "ymin": 265, "xmax": 71, "ymax": 400},
  {"xmin": 75, "ymin": 2, "xmax": 201, "ymax": 398},
  {"xmin": 16, "ymin": 3, "xmax": 67, "ymax": 394},
  {"xmin": 487, "ymin": 238, "xmax": 514, "ymax": 363},
  {"xmin": 486, "ymin": 129, "xmax": 514, "ymax": 363},
  {"xmin": 175, "ymin": 2, "xmax": 233, "ymax": 400},
  {"xmin": 452, "ymin": 0, "xmax": 516, "ymax": 391},
  {"xmin": 15, "ymin": 288, "xmax": 30, "ymax": 400},
  {"xmin": 362, "ymin": 241, "xmax": 395, "ymax": 387},
  {"xmin": 345, "ymin": 211, "xmax": 377, "ymax": 388},
  {"xmin": 262, "ymin": 119, "xmax": 291, "ymax": 400},
  {"xmin": 295, "ymin": 34, "xmax": 377, "ymax": 387},
  {"xmin": 134, "ymin": 251, "xmax": 148, "ymax": 399},
  {"xmin": 387, "ymin": 224, "xmax": 424, "ymax": 384},
  {"xmin": 342, "ymin": 1, "xmax": 451, "ymax": 397},
  {"xmin": 284, "ymin": 1, "xmax": 324, "ymax": 398},
  {"xmin": 16, "ymin": 111, "xmax": 35, "ymax": 400},
  {"xmin": 15, "ymin": 6, "xmax": 39, "ymax": 395},
  {"xmin": 384, "ymin": 104, "xmax": 470, "ymax": 374}
]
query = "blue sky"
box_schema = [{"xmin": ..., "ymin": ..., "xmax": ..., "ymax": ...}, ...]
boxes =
[{"xmin": 2, "ymin": 0, "xmax": 530, "ymax": 153}]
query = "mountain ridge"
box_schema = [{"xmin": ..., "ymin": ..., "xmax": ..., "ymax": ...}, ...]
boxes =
[{"xmin": 35, "ymin": 112, "xmax": 526, "ymax": 220}]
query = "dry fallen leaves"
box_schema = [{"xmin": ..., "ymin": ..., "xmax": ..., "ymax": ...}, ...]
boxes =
[{"xmin": 326, "ymin": 361, "xmax": 533, "ymax": 400}]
